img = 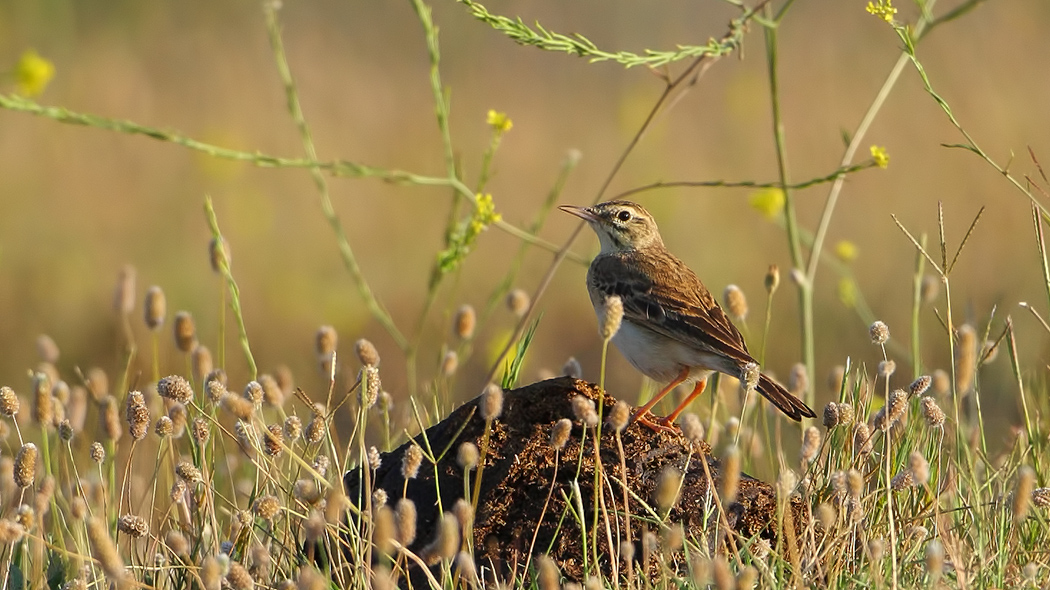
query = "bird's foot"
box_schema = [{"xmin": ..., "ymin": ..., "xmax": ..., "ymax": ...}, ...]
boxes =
[{"xmin": 632, "ymin": 411, "xmax": 680, "ymax": 434}]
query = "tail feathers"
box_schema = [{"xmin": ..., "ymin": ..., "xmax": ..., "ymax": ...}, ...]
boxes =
[{"xmin": 756, "ymin": 373, "xmax": 816, "ymax": 421}]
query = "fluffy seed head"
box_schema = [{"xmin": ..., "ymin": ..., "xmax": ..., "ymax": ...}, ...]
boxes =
[
  {"xmin": 354, "ymin": 338, "xmax": 380, "ymax": 367},
  {"xmin": 253, "ymin": 495, "xmax": 281, "ymax": 520},
  {"xmin": 175, "ymin": 461, "xmax": 203, "ymax": 485},
  {"xmin": 655, "ymin": 466, "xmax": 683, "ymax": 511},
  {"xmin": 909, "ymin": 451, "xmax": 930, "ymax": 485},
  {"xmin": 402, "ymin": 444, "xmax": 424, "ymax": 480},
  {"xmin": 98, "ymin": 395, "xmax": 121, "ymax": 442},
  {"xmin": 0, "ymin": 519, "xmax": 28, "ymax": 544},
  {"xmin": 506, "ymin": 289, "xmax": 530, "ymax": 317},
  {"xmin": 571, "ymin": 395, "xmax": 598, "ymax": 427},
  {"xmin": 599, "ymin": 295, "xmax": 624, "ymax": 340},
  {"xmin": 847, "ymin": 469, "xmax": 864, "ymax": 497},
  {"xmin": 680, "ymin": 412, "xmax": 704, "ymax": 444},
  {"xmin": 456, "ymin": 442, "xmax": 478, "ymax": 471},
  {"xmin": 440, "ymin": 351, "xmax": 458, "ymax": 377},
  {"xmin": 243, "ymin": 381, "xmax": 263, "ymax": 409},
  {"xmin": 173, "ymin": 311, "xmax": 197, "ymax": 353},
  {"xmin": 837, "ymin": 402, "xmax": 855, "ymax": 426},
  {"xmin": 13, "ymin": 444, "xmax": 37, "ymax": 488},
  {"xmin": 58, "ymin": 419, "xmax": 73, "ymax": 441},
  {"xmin": 117, "ymin": 514, "xmax": 148, "ymax": 538},
  {"xmin": 453, "ymin": 305, "xmax": 476, "ymax": 340},
  {"xmin": 887, "ymin": 389, "xmax": 908, "ymax": 425},
  {"xmin": 925, "ymin": 540, "xmax": 944, "ymax": 579},
  {"xmin": 800, "ymin": 426, "xmax": 821, "ymax": 463},
  {"xmin": 869, "ymin": 321, "xmax": 890, "ymax": 345},
  {"xmin": 823, "ymin": 402, "xmax": 839, "ymax": 429},
  {"xmin": 315, "ymin": 325, "xmax": 337, "ymax": 357},
  {"xmin": 113, "ymin": 265, "xmax": 136, "ymax": 315},
  {"xmin": 788, "ymin": 363, "xmax": 808, "ymax": 397},
  {"xmin": 360, "ymin": 366, "xmax": 381, "ymax": 409},
  {"xmin": 853, "ymin": 422, "xmax": 873, "ymax": 455},
  {"xmin": 144, "ymin": 286, "xmax": 166, "ymax": 331},
  {"xmin": 765, "ymin": 264, "xmax": 780, "ymax": 294},
  {"xmin": 31, "ymin": 372, "xmax": 53, "ymax": 426},
  {"xmin": 395, "ymin": 498, "xmax": 417, "ymax": 546},
  {"xmin": 125, "ymin": 391, "xmax": 150, "ymax": 441},
  {"xmin": 1032, "ymin": 488, "xmax": 1050, "ymax": 508},
  {"xmin": 191, "ymin": 417, "xmax": 210, "ymax": 444},
  {"xmin": 877, "ymin": 359, "xmax": 896, "ymax": 379},
  {"xmin": 562, "ymin": 357, "xmax": 582, "ymax": 379},
  {"xmin": 1015, "ymin": 465, "xmax": 1036, "ymax": 522},
  {"xmin": 0, "ymin": 386, "xmax": 19, "ymax": 417},
  {"xmin": 721, "ymin": 445, "xmax": 741, "ymax": 503},
  {"xmin": 226, "ymin": 561, "xmax": 253, "ymax": 590},
  {"xmin": 257, "ymin": 373, "xmax": 283, "ymax": 407},
  {"xmin": 87, "ymin": 516, "xmax": 125, "ymax": 581},
  {"xmin": 909, "ymin": 375, "xmax": 932, "ymax": 396},
  {"xmin": 221, "ymin": 393, "xmax": 254, "ymax": 421},
  {"xmin": 367, "ymin": 446, "xmax": 381, "ymax": 470},
  {"xmin": 264, "ymin": 424, "xmax": 283, "ymax": 457},
  {"xmin": 607, "ymin": 400, "xmax": 630, "ymax": 432},
  {"xmin": 921, "ymin": 274, "xmax": 939, "ymax": 303},
  {"xmin": 955, "ymin": 324, "xmax": 977, "ymax": 394},
  {"xmin": 304, "ymin": 413, "xmax": 326, "ymax": 444},
  {"xmin": 158, "ymin": 375, "xmax": 193, "ymax": 405},
  {"xmin": 891, "ymin": 469, "xmax": 914, "ymax": 490},
  {"xmin": 536, "ymin": 554, "xmax": 560, "ymax": 590},
  {"xmin": 89, "ymin": 442, "xmax": 105, "ymax": 463},
  {"xmin": 931, "ymin": 369, "xmax": 950, "ymax": 395},
  {"xmin": 722, "ymin": 285, "xmax": 748, "ymax": 321},
  {"xmin": 480, "ymin": 383, "xmax": 503, "ymax": 421},
  {"xmin": 282, "ymin": 415, "xmax": 302, "ymax": 442},
  {"xmin": 428, "ymin": 513, "xmax": 460, "ymax": 563},
  {"xmin": 550, "ymin": 418, "xmax": 572, "ymax": 451}
]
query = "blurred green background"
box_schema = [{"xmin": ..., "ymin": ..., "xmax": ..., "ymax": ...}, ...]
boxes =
[{"xmin": 1, "ymin": 0, "xmax": 1048, "ymax": 437}]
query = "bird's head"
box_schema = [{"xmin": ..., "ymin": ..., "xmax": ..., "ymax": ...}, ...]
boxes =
[{"xmin": 559, "ymin": 200, "xmax": 663, "ymax": 253}]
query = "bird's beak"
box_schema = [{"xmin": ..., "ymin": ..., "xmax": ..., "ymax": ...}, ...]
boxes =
[{"xmin": 558, "ymin": 204, "xmax": 599, "ymax": 222}]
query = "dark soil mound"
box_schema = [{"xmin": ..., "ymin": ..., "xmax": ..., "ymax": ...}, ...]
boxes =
[{"xmin": 344, "ymin": 376, "xmax": 805, "ymax": 584}]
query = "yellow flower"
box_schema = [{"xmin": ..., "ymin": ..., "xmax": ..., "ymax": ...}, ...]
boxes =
[
  {"xmin": 870, "ymin": 145, "xmax": 890, "ymax": 169},
  {"xmin": 865, "ymin": 0, "xmax": 897, "ymax": 23},
  {"xmin": 13, "ymin": 50, "xmax": 55, "ymax": 97},
  {"xmin": 835, "ymin": 240, "xmax": 858, "ymax": 263},
  {"xmin": 486, "ymin": 110, "xmax": 513, "ymax": 134},
  {"xmin": 749, "ymin": 188, "xmax": 785, "ymax": 220},
  {"xmin": 838, "ymin": 278, "xmax": 857, "ymax": 309}
]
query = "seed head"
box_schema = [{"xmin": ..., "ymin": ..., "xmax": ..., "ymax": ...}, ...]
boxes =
[
  {"xmin": 173, "ymin": 311, "xmax": 197, "ymax": 353},
  {"xmin": 113, "ymin": 265, "xmax": 136, "ymax": 315},
  {"xmin": 847, "ymin": 468, "xmax": 864, "ymax": 498},
  {"xmin": 456, "ymin": 442, "xmax": 478, "ymax": 471},
  {"xmin": 550, "ymin": 418, "xmax": 572, "ymax": 451},
  {"xmin": 13, "ymin": 443, "xmax": 37, "ymax": 488},
  {"xmin": 1015, "ymin": 466, "xmax": 1036, "ymax": 523},
  {"xmin": 158, "ymin": 375, "xmax": 193, "ymax": 405},
  {"xmin": 395, "ymin": 498, "xmax": 417, "ymax": 546},
  {"xmin": 822, "ymin": 402, "xmax": 839, "ymax": 429},
  {"xmin": 571, "ymin": 395, "xmax": 598, "ymax": 427},
  {"xmin": 367, "ymin": 446, "xmax": 381, "ymax": 470},
  {"xmin": 58, "ymin": 419, "xmax": 73, "ymax": 441},
  {"xmin": 89, "ymin": 442, "xmax": 105, "ymax": 463},
  {"xmin": 144, "ymin": 286, "xmax": 166, "ymax": 331},
  {"xmin": 921, "ymin": 274, "xmax": 939, "ymax": 303},
  {"xmin": 32, "ymin": 372, "xmax": 53, "ymax": 427},
  {"xmin": 599, "ymin": 295, "xmax": 624, "ymax": 340},
  {"xmin": 117, "ymin": 514, "xmax": 148, "ymax": 538},
  {"xmin": 264, "ymin": 424, "xmax": 284, "ymax": 457},
  {"xmin": 655, "ymin": 466, "xmax": 683, "ymax": 511},
  {"xmin": 877, "ymin": 359, "xmax": 896, "ymax": 379},
  {"xmin": 837, "ymin": 402, "xmax": 855, "ymax": 426},
  {"xmin": 226, "ymin": 561, "xmax": 253, "ymax": 590},
  {"xmin": 955, "ymin": 324, "xmax": 977, "ymax": 394},
  {"xmin": 800, "ymin": 426, "xmax": 821, "ymax": 463},
  {"xmin": 191, "ymin": 417, "xmax": 210, "ymax": 444},
  {"xmin": 536, "ymin": 554, "xmax": 560, "ymax": 590},
  {"xmin": 241, "ymin": 381, "xmax": 263, "ymax": 409},
  {"xmin": 360, "ymin": 365, "xmax": 381, "ymax": 409},
  {"xmin": 562, "ymin": 357, "xmax": 582, "ymax": 379},
  {"xmin": 607, "ymin": 400, "xmax": 630, "ymax": 432},
  {"xmin": 253, "ymin": 495, "xmax": 281, "ymax": 520},
  {"xmin": 925, "ymin": 540, "xmax": 944, "ymax": 580},
  {"xmin": 0, "ymin": 387, "xmax": 19, "ymax": 417},
  {"xmin": 87, "ymin": 516, "xmax": 125, "ymax": 581},
  {"xmin": 0, "ymin": 519, "xmax": 27, "ymax": 544},
  {"xmin": 1032, "ymin": 487, "xmax": 1050, "ymax": 508},
  {"xmin": 354, "ymin": 338, "xmax": 380, "ymax": 367},
  {"xmin": 282, "ymin": 415, "xmax": 302, "ymax": 442},
  {"xmin": 480, "ymin": 383, "xmax": 503, "ymax": 421},
  {"xmin": 304, "ymin": 413, "xmax": 325, "ymax": 444},
  {"xmin": 98, "ymin": 396, "xmax": 121, "ymax": 442},
  {"xmin": 402, "ymin": 444, "xmax": 424, "ymax": 480},
  {"xmin": 721, "ymin": 445, "xmax": 741, "ymax": 503},
  {"xmin": 125, "ymin": 391, "xmax": 150, "ymax": 441},
  {"xmin": 221, "ymin": 393, "xmax": 254, "ymax": 421},
  {"xmin": 891, "ymin": 469, "xmax": 914, "ymax": 490},
  {"xmin": 869, "ymin": 321, "xmax": 890, "ymax": 345},
  {"xmin": 788, "ymin": 363, "xmax": 808, "ymax": 397},
  {"xmin": 887, "ymin": 389, "xmax": 908, "ymax": 425},
  {"xmin": 453, "ymin": 305, "xmax": 476, "ymax": 340},
  {"xmin": 765, "ymin": 264, "xmax": 780, "ymax": 294},
  {"xmin": 909, "ymin": 375, "xmax": 932, "ymax": 396},
  {"xmin": 506, "ymin": 289, "xmax": 530, "ymax": 317},
  {"xmin": 175, "ymin": 461, "xmax": 203, "ymax": 485},
  {"xmin": 315, "ymin": 325, "xmax": 337, "ymax": 357},
  {"xmin": 909, "ymin": 451, "xmax": 930, "ymax": 485},
  {"xmin": 723, "ymin": 285, "xmax": 748, "ymax": 321}
]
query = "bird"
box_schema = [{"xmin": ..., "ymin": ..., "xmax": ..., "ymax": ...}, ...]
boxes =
[{"xmin": 559, "ymin": 200, "xmax": 816, "ymax": 429}]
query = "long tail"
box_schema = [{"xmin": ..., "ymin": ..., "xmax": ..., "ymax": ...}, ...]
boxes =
[{"xmin": 756, "ymin": 373, "xmax": 816, "ymax": 421}]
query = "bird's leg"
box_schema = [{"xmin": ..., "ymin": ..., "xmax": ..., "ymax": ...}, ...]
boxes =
[
  {"xmin": 660, "ymin": 378, "xmax": 707, "ymax": 425},
  {"xmin": 630, "ymin": 367, "xmax": 689, "ymax": 431}
]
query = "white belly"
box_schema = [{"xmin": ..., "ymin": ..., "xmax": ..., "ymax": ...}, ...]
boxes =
[{"xmin": 610, "ymin": 319, "xmax": 733, "ymax": 386}]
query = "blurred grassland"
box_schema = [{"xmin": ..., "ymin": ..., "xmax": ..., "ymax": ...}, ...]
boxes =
[{"xmin": 1, "ymin": 0, "xmax": 1049, "ymax": 439}]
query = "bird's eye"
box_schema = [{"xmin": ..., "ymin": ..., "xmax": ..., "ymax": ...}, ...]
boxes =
[{"xmin": 616, "ymin": 210, "xmax": 631, "ymax": 222}]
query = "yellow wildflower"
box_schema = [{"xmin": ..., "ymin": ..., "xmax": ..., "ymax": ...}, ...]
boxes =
[
  {"xmin": 870, "ymin": 145, "xmax": 890, "ymax": 169},
  {"xmin": 838, "ymin": 278, "xmax": 857, "ymax": 309},
  {"xmin": 14, "ymin": 50, "xmax": 55, "ymax": 97},
  {"xmin": 486, "ymin": 110, "xmax": 513, "ymax": 134},
  {"xmin": 749, "ymin": 188, "xmax": 785, "ymax": 220},
  {"xmin": 865, "ymin": 0, "xmax": 897, "ymax": 23},
  {"xmin": 835, "ymin": 240, "xmax": 858, "ymax": 263}
]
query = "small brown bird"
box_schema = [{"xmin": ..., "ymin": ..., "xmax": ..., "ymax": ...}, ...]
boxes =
[{"xmin": 560, "ymin": 200, "xmax": 815, "ymax": 428}]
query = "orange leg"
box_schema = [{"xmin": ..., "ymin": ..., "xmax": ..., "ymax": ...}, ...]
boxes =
[
  {"xmin": 630, "ymin": 367, "xmax": 690, "ymax": 430},
  {"xmin": 660, "ymin": 378, "xmax": 707, "ymax": 425}
]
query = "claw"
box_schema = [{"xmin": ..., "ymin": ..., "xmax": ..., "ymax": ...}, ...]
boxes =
[{"xmin": 632, "ymin": 411, "xmax": 680, "ymax": 434}]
